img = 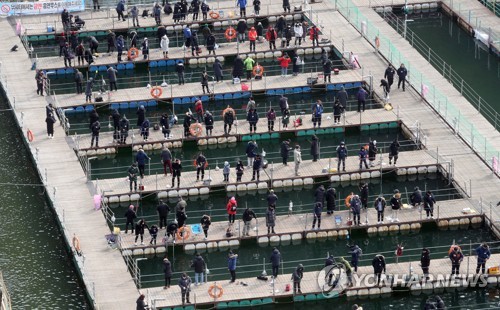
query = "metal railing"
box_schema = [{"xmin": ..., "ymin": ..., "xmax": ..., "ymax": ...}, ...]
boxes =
[
  {"xmin": 478, "ymin": 0, "xmax": 500, "ymax": 17},
  {"xmin": 0, "ymin": 271, "xmax": 12, "ymax": 310},
  {"xmin": 333, "ymin": 0, "xmax": 500, "ymax": 176}
]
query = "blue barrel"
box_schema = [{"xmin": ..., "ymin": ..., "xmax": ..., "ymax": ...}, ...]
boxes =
[
  {"xmin": 284, "ymin": 88, "xmax": 293, "ymax": 94},
  {"xmin": 147, "ymin": 100, "xmax": 157, "ymax": 107},
  {"xmin": 293, "ymin": 87, "xmax": 302, "ymax": 93},
  {"xmin": 353, "ymin": 81, "xmax": 362, "ymax": 88},
  {"xmin": 302, "ymin": 86, "xmax": 311, "ymax": 92},
  {"xmin": 117, "ymin": 63, "xmax": 126, "ymax": 70},
  {"xmin": 326, "ymin": 84, "xmax": 335, "ymax": 91},
  {"xmin": 110, "ymin": 103, "xmax": 120, "ymax": 110},
  {"xmin": 149, "ymin": 61, "xmax": 158, "ymax": 68},
  {"xmin": 172, "ymin": 98, "xmax": 182, "ymax": 105},
  {"xmin": 84, "ymin": 105, "xmax": 94, "ymax": 112},
  {"xmin": 65, "ymin": 68, "xmax": 75, "ymax": 75},
  {"xmin": 75, "ymin": 106, "xmax": 85, "ymax": 112},
  {"xmin": 98, "ymin": 65, "xmax": 107, "ymax": 71},
  {"xmin": 266, "ymin": 90, "xmax": 275, "ymax": 96},
  {"xmin": 166, "ymin": 59, "xmax": 176, "ymax": 66},
  {"xmin": 275, "ymin": 89, "xmax": 284, "ymax": 95},
  {"xmin": 223, "ymin": 93, "xmax": 232, "ymax": 100},
  {"xmin": 129, "ymin": 101, "xmax": 138, "ymax": 109},
  {"xmin": 89, "ymin": 65, "xmax": 98, "ymax": 72},
  {"xmin": 214, "ymin": 94, "xmax": 224, "ymax": 101},
  {"xmin": 119, "ymin": 102, "xmax": 129, "ymax": 109},
  {"xmin": 157, "ymin": 60, "xmax": 167, "ymax": 67},
  {"xmin": 125, "ymin": 63, "xmax": 134, "ymax": 70},
  {"xmin": 200, "ymin": 95, "xmax": 209, "ymax": 101},
  {"xmin": 344, "ymin": 82, "xmax": 353, "ymax": 89},
  {"xmin": 181, "ymin": 97, "xmax": 191, "ymax": 104},
  {"xmin": 138, "ymin": 101, "xmax": 147, "ymax": 108},
  {"xmin": 56, "ymin": 69, "xmax": 66, "ymax": 75}
]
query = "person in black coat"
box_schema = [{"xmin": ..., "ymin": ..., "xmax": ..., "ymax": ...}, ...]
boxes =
[
  {"xmin": 282, "ymin": 0, "xmax": 290, "ymax": 12},
  {"xmin": 280, "ymin": 139, "xmax": 292, "ymax": 165},
  {"xmin": 236, "ymin": 19, "xmax": 248, "ymax": 43},
  {"xmin": 89, "ymin": 109, "xmax": 99, "ymax": 129},
  {"xmin": 314, "ymin": 185, "xmax": 325, "ymax": 207},
  {"xmin": 157, "ymin": 200, "xmax": 170, "ymax": 229},
  {"xmin": 176, "ymin": 61, "xmax": 185, "ymax": 85},
  {"xmin": 206, "ymin": 33, "xmax": 216, "ymax": 55},
  {"xmin": 251, "ymin": 154, "xmax": 262, "ymax": 181},
  {"xmin": 134, "ymin": 219, "xmax": 149, "ymax": 245},
  {"xmin": 359, "ymin": 182, "xmax": 369, "ymax": 210},
  {"xmin": 310, "ymin": 135, "xmax": 319, "ymax": 161},
  {"xmin": 213, "ymin": 59, "xmax": 223, "ymax": 82},
  {"xmin": 172, "ymin": 158, "xmax": 182, "ymax": 188},
  {"xmin": 410, "ymin": 186, "xmax": 423, "ymax": 207},
  {"xmin": 380, "ymin": 79, "xmax": 390, "ymax": 101},
  {"xmin": 421, "ymin": 248, "xmax": 430, "ymax": 280},
  {"xmin": 124, "ymin": 205, "xmax": 137, "ymax": 233},
  {"xmin": 232, "ymin": 56, "xmax": 244, "ymax": 80},
  {"xmin": 90, "ymin": 120, "xmax": 100, "ymax": 148},
  {"xmin": 384, "ymin": 65, "xmax": 395, "ymax": 90},
  {"xmin": 270, "ymin": 247, "xmax": 281, "ymax": 278},
  {"xmin": 163, "ymin": 257, "xmax": 173, "ymax": 289},
  {"xmin": 372, "ymin": 255, "xmax": 386, "ymax": 285},
  {"xmin": 246, "ymin": 109, "xmax": 259, "ymax": 133},
  {"xmin": 223, "ymin": 108, "xmax": 234, "ymax": 135},
  {"xmin": 183, "ymin": 112, "xmax": 195, "ymax": 137},
  {"xmin": 397, "ymin": 63, "xmax": 408, "ymax": 91},
  {"xmin": 423, "ymin": 190, "xmax": 436, "ymax": 218},
  {"xmin": 45, "ymin": 113, "xmax": 56, "ymax": 139},
  {"xmin": 204, "ymin": 111, "xmax": 214, "ymax": 136},
  {"xmin": 325, "ymin": 186, "xmax": 336, "ymax": 214},
  {"xmin": 136, "ymin": 105, "xmax": 146, "ymax": 127}
]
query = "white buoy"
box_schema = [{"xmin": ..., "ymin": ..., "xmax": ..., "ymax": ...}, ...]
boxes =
[
  {"xmin": 247, "ymin": 183, "xmax": 257, "ymax": 190},
  {"xmin": 199, "ymin": 187, "xmax": 209, "ymax": 195},
  {"xmin": 168, "ymin": 190, "xmax": 179, "ymax": 198},
  {"xmin": 280, "ymin": 234, "xmax": 291, "ymax": 245},
  {"xmin": 350, "ymin": 173, "xmax": 361, "ymax": 180},
  {"xmin": 258, "ymin": 237, "xmax": 269, "ymax": 246},
  {"xmin": 330, "ymin": 175, "xmax": 340, "ymax": 182},
  {"xmin": 257, "ymin": 182, "xmax": 268, "ymax": 189},
  {"xmin": 303, "ymin": 178, "xmax": 313, "ymax": 185},
  {"xmin": 133, "ymin": 248, "xmax": 144, "ymax": 256},
  {"xmin": 109, "ymin": 196, "xmax": 120, "ymax": 203},
  {"xmin": 293, "ymin": 179, "xmax": 303, "ymax": 187},
  {"xmin": 340, "ymin": 174, "xmax": 351, "ymax": 182},
  {"xmin": 227, "ymin": 185, "xmax": 237, "ymax": 192},
  {"xmin": 96, "ymin": 148, "xmax": 106, "ymax": 155},
  {"xmin": 130, "ymin": 193, "xmax": 140, "ymax": 201},
  {"xmin": 283, "ymin": 179, "xmax": 293, "ymax": 187},
  {"xmin": 228, "ymin": 240, "xmax": 240, "ymax": 248},
  {"xmin": 178, "ymin": 189, "xmax": 188, "ymax": 197},
  {"xmin": 119, "ymin": 195, "xmax": 131, "ymax": 202},
  {"xmin": 218, "ymin": 240, "xmax": 229, "ymax": 249}
]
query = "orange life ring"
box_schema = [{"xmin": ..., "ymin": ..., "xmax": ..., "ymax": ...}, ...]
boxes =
[
  {"xmin": 345, "ymin": 193, "xmax": 354, "ymax": 208},
  {"xmin": 375, "ymin": 36, "xmax": 380, "ymax": 49},
  {"xmin": 27, "ymin": 129, "xmax": 34, "ymax": 142},
  {"xmin": 192, "ymin": 159, "xmax": 209, "ymax": 168},
  {"xmin": 209, "ymin": 11, "xmax": 220, "ymax": 19},
  {"xmin": 222, "ymin": 107, "xmax": 235, "ymax": 117},
  {"xmin": 176, "ymin": 226, "xmax": 191, "ymax": 241},
  {"xmin": 208, "ymin": 284, "xmax": 224, "ymax": 299},
  {"xmin": 128, "ymin": 47, "xmax": 139, "ymax": 60},
  {"xmin": 448, "ymin": 245, "xmax": 462, "ymax": 255},
  {"xmin": 252, "ymin": 65, "xmax": 264, "ymax": 77},
  {"xmin": 150, "ymin": 86, "xmax": 162, "ymax": 99},
  {"xmin": 189, "ymin": 123, "xmax": 203, "ymax": 137},
  {"xmin": 224, "ymin": 27, "xmax": 237, "ymax": 41}
]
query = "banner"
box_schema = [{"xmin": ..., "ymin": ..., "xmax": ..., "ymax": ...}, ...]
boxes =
[{"xmin": 0, "ymin": 0, "xmax": 85, "ymax": 16}]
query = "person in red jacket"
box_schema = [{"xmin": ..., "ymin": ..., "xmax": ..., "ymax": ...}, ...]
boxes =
[
  {"xmin": 309, "ymin": 25, "xmax": 320, "ymax": 47},
  {"xmin": 226, "ymin": 197, "xmax": 237, "ymax": 224},
  {"xmin": 266, "ymin": 26, "xmax": 277, "ymax": 50},
  {"xmin": 277, "ymin": 53, "xmax": 291, "ymax": 76},
  {"xmin": 248, "ymin": 26, "xmax": 257, "ymax": 52},
  {"xmin": 194, "ymin": 99, "xmax": 204, "ymax": 123}
]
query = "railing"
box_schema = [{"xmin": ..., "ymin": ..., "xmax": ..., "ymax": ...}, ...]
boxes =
[
  {"xmin": 0, "ymin": 271, "xmax": 12, "ymax": 310},
  {"xmin": 379, "ymin": 9, "xmax": 500, "ymax": 131},
  {"xmin": 478, "ymin": 0, "xmax": 500, "ymax": 17},
  {"xmin": 333, "ymin": 0, "xmax": 500, "ymax": 176},
  {"xmin": 51, "ymin": 90, "xmax": 71, "ymax": 135}
]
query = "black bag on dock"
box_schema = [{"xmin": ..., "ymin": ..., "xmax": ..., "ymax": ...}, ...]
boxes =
[
  {"xmin": 142, "ymin": 9, "xmax": 149, "ymax": 17},
  {"xmin": 95, "ymin": 96, "xmax": 103, "ymax": 102}
]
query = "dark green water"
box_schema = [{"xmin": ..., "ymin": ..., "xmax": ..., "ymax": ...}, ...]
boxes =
[
  {"xmin": 112, "ymin": 172, "xmax": 458, "ymax": 228},
  {"xmin": 0, "ymin": 96, "xmax": 89, "ymax": 307},
  {"xmin": 402, "ymin": 11, "xmax": 500, "ymax": 115}
]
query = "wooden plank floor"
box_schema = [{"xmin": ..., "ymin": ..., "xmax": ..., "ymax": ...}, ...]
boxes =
[
  {"xmin": 148, "ymin": 237, "xmax": 500, "ymax": 308},
  {"xmin": 95, "ymin": 149, "xmax": 439, "ymax": 197},
  {"xmin": 74, "ymin": 108, "xmax": 398, "ymax": 151},
  {"xmin": 0, "ymin": 18, "xmax": 139, "ymax": 309},
  {"xmin": 118, "ymin": 198, "xmax": 479, "ymax": 251}
]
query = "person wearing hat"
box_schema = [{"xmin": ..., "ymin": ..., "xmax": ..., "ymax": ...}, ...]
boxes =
[
  {"xmin": 358, "ymin": 146, "xmax": 369, "ymax": 170},
  {"xmin": 124, "ymin": 204, "xmax": 137, "ymax": 234},
  {"xmin": 372, "ymin": 254, "xmax": 386, "ymax": 285},
  {"xmin": 166, "ymin": 219, "xmax": 179, "ymax": 241},
  {"xmin": 390, "ymin": 190, "xmax": 401, "ymax": 222},
  {"xmin": 183, "ymin": 111, "xmax": 195, "ymax": 137},
  {"xmin": 228, "ymin": 250, "xmax": 238, "ymax": 282},
  {"xmin": 338, "ymin": 257, "xmax": 353, "ymax": 286},
  {"xmin": 163, "ymin": 257, "xmax": 172, "ymax": 289},
  {"xmin": 242, "ymin": 205, "xmax": 256, "ymax": 236},
  {"xmin": 45, "ymin": 112, "xmax": 56, "ymax": 139},
  {"xmin": 178, "ymin": 272, "xmax": 192, "ymax": 305},
  {"xmin": 248, "ymin": 26, "xmax": 257, "ymax": 52},
  {"xmin": 267, "ymin": 189, "xmax": 278, "ymax": 209},
  {"xmin": 280, "ymin": 139, "xmax": 292, "ymax": 165},
  {"xmin": 157, "ymin": 200, "xmax": 170, "ymax": 229},
  {"xmin": 368, "ymin": 140, "xmax": 377, "ymax": 167},
  {"xmin": 312, "ymin": 201, "xmax": 323, "ymax": 230},
  {"xmin": 128, "ymin": 162, "xmax": 139, "ymax": 192},
  {"xmin": 204, "ymin": 111, "xmax": 214, "ymax": 136},
  {"xmin": 475, "ymin": 243, "xmax": 491, "ymax": 274},
  {"xmin": 141, "ymin": 37, "xmax": 149, "ymax": 60},
  {"xmin": 176, "ymin": 60, "xmax": 185, "ymax": 85},
  {"xmin": 410, "ymin": 186, "xmax": 423, "ymax": 208},
  {"xmin": 195, "ymin": 152, "xmax": 207, "ymax": 181},
  {"xmin": 420, "ymin": 248, "xmax": 430, "ymax": 280},
  {"xmin": 374, "ymin": 195, "xmax": 386, "ymax": 224},
  {"xmin": 449, "ymin": 246, "xmax": 463, "ymax": 276},
  {"xmin": 291, "ymin": 264, "xmax": 304, "ymax": 294},
  {"xmin": 136, "ymin": 293, "xmax": 148, "ymax": 310},
  {"xmin": 336, "ymin": 141, "xmax": 348, "ymax": 172},
  {"xmin": 135, "ymin": 148, "xmax": 150, "ymax": 179},
  {"xmin": 226, "ymin": 197, "xmax": 238, "ymax": 224},
  {"xmin": 223, "ymin": 161, "xmax": 230, "ymax": 182},
  {"xmin": 246, "ymin": 140, "xmax": 258, "ymax": 168},
  {"xmin": 171, "ymin": 158, "xmax": 182, "ymax": 188},
  {"xmin": 359, "ymin": 182, "xmax": 369, "ymax": 210},
  {"xmin": 423, "ymin": 190, "xmax": 436, "ymax": 218},
  {"xmin": 294, "ymin": 145, "xmax": 302, "ymax": 176},
  {"xmin": 389, "ymin": 139, "xmax": 400, "ymax": 165},
  {"xmin": 200, "ymin": 214, "xmax": 211, "ymax": 240},
  {"xmin": 350, "ymin": 194, "xmax": 362, "ymax": 226}
]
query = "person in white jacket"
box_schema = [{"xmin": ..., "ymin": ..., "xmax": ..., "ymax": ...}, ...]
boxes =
[
  {"xmin": 294, "ymin": 145, "xmax": 302, "ymax": 176},
  {"xmin": 293, "ymin": 22, "xmax": 303, "ymax": 46},
  {"xmin": 160, "ymin": 34, "xmax": 169, "ymax": 59}
]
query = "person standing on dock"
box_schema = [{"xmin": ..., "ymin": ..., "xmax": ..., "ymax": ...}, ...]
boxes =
[
  {"xmin": 333, "ymin": 99, "xmax": 344, "ymax": 125},
  {"xmin": 90, "ymin": 120, "xmax": 101, "ymax": 148},
  {"xmin": 349, "ymin": 244, "xmax": 362, "ymax": 273},
  {"xmin": 253, "ymin": 0, "xmax": 260, "ymax": 16},
  {"xmin": 136, "ymin": 294, "xmax": 148, "ymax": 310},
  {"xmin": 228, "ymin": 250, "xmax": 238, "ymax": 282},
  {"xmin": 291, "ymin": 264, "xmax": 304, "ymax": 294},
  {"xmin": 134, "ymin": 219, "xmax": 149, "ymax": 245},
  {"xmin": 115, "ymin": 0, "xmax": 126, "ymax": 21},
  {"xmin": 153, "ymin": 2, "xmax": 163, "ymax": 25},
  {"xmin": 160, "ymin": 114, "xmax": 171, "ymax": 140},
  {"xmin": 267, "ymin": 189, "xmax": 278, "ymax": 210},
  {"xmin": 357, "ymin": 87, "xmax": 368, "ymax": 112},
  {"xmin": 183, "ymin": 112, "xmax": 195, "ymax": 137},
  {"xmin": 45, "ymin": 113, "xmax": 56, "ymax": 139},
  {"xmin": 176, "ymin": 205, "xmax": 187, "ymax": 232},
  {"xmin": 309, "ymin": 25, "xmax": 320, "ymax": 47},
  {"xmin": 107, "ymin": 66, "xmax": 118, "ymax": 91},
  {"xmin": 359, "ymin": 182, "xmax": 369, "ymax": 210},
  {"xmin": 397, "ymin": 64, "xmax": 408, "ymax": 91},
  {"xmin": 410, "ymin": 186, "xmax": 423, "ymax": 208},
  {"xmin": 449, "ymin": 247, "xmax": 463, "ymax": 276},
  {"xmin": 119, "ymin": 115, "xmax": 130, "ymax": 144},
  {"xmin": 201, "ymin": 1, "xmax": 210, "ymax": 20},
  {"xmin": 178, "ymin": 273, "xmax": 192, "ymax": 305},
  {"xmin": 350, "ymin": 194, "xmax": 362, "ymax": 226},
  {"xmin": 130, "ymin": 6, "xmax": 140, "ymax": 27},
  {"xmin": 195, "ymin": 152, "xmax": 207, "ymax": 181},
  {"xmin": 294, "ymin": 145, "xmax": 302, "ymax": 176},
  {"xmin": 200, "ymin": 214, "xmax": 211, "ymax": 239},
  {"xmin": 336, "ymin": 141, "xmax": 348, "ymax": 172},
  {"xmin": 423, "ymin": 190, "xmax": 436, "ymax": 219},
  {"xmin": 160, "ymin": 34, "xmax": 170, "ymax": 59},
  {"xmin": 312, "ymin": 202, "xmax": 323, "ymax": 230},
  {"xmin": 266, "ymin": 26, "xmax": 278, "ymax": 50},
  {"xmin": 282, "ymin": 108, "xmax": 290, "ymax": 129},
  {"xmin": 310, "ymin": 135, "xmax": 320, "ymax": 161},
  {"xmin": 315, "ymin": 185, "xmax": 325, "ymax": 207},
  {"xmin": 135, "ymin": 148, "xmax": 150, "ymax": 179},
  {"xmin": 358, "ymin": 146, "xmax": 369, "ymax": 170},
  {"xmin": 368, "ymin": 140, "xmax": 377, "ymax": 167},
  {"xmin": 242, "ymin": 206, "xmax": 256, "ymax": 236},
  {"xmin": 243, "ymin": 56, "xmax": 255, "ymax": 80},
  {"xmin": 266, "ymin": 205, "xmax": 276, "ymax": 234},
  {"xmin": 380, "ymin": 79, "xmax": 390, "ymax": 102},
  {"xmin": 75, "ymin": 42, "xmax": 85, "ymax": 66},
  {"xmin": 248, "ymin": 27, "xmax": 257, "ymax": 52},
  {"xmin": 176, "ymin": 61, "xmax": 185, "ymax": 85},
  {"xmin": 74, "ymin": 69, "xmax": 84, "ymax": 94},
  {"xmin": 247, "ymin": 109, "xmax": 259, "ymax": 134},
  {"xmin": 270, "ymin": 247, "xmax": 281, "ymax": 278},
  {"xmin": 223, "ymin": 161, "xmax": 230, "ymax": 182},
  {"xmin": 149, "ymin": 224, "xmax": 159, "ymax": 245},
  {"xmin": 172, "ymin": 159, "xmax": 182, "ymax": 188},
  {"xmin": 312, "ymin": 100, "xmax": 324, "ymax": 128},
  {"xmin": 325, "ymin": 186, "xmax": 336, "ymax": 215},
  {"xmin": 246, "ymin": 140, "xmax": 258, "ymax": 168},
  {"xmin": 224, "ymin": 108, "xmax": 235, "ymax": 135},
  {"xmin": 322, "ymin": 58, "xmax": 332, "ymax": 83},
  {"xmin": 236, "ymin": 160, "xmax": 244, "ymax": 182},
  {"xmin": 191, "ymin": 253, "xmax": 206, "ymax": 285},
  {"xmin": 236, "ymin": 0, "xmax": 247, "ymax": 17},
  {"xmin": 475, "ymin": 243, "xmax": 491, "ymax": 274},
  {"xmin": 163, "ymin": 257, "xmax": 172, "ymax": 289},
  {"xmin": 106, "ymin": 30, "xmax": 116, "ymax": 54},
  {"xmin": 157, "ymin": 200, "xmax": 170, "ymax": 229},
  {"xmin": 388, "ymin": 139, "xmax": 400, "ymax": 165},
  {"xmin": 293, "ymin": 22, "xmax": 303, "ymax": 46},
  {"xmin": 226, "ymin": 197, "xmax": 238, "ymax": 224},
  {"xmin": 372, "ymin": 254, "xmax": 386, "ymax": 286},
  {"xmin": 266, "ymin": 108, "xmax": 276, "ymax": 131},
  {"xmin": 128, "ymin": 163, "xmax": 139, "ymax": 192},
  {"xmin": 124, "ymin": 205, "xmax": 137, "ymax": 234},
  {"xmin": 277, "ymin": 53, "xmax": 291, "ymax": 77},
  {"xmin": 236, "ymin": 19, "xmax": 248, "ymax": 43},
  {"xmin": 384, "ymin": 65, "xmax": 395, "ymax": 91},
  {"xmin": 421, "ymin": 248, "xmax": 430, "ymax": 280},
  {"xmin": 141, "ymin": 38, "xmax": 149, "ymax": 60},
  {"xmin": 212, "ymin": 59, "xmax": 223, "ymax": 82},
  {"xmin": 35, "ymin": 70, "xmax": 46, "ymax": 96},
  {"xmin": 62, "ymin": 43, "xmax": 73, "ymax": 68},
  {"xmin": 390, "ymin": 190, "xmax": 401, "ymax": 222},
  {"xmin": 279, "ymin": 95, "xmax": 289, "ymax": 115},
  {"xmin": 136, "ymin": 105, "xmax": 146, "ymax": 128},
  {"xmin": 88, "ymin": 36, "xmax": 99, "ymax": 55},
  {"xmin": 166, "ymin": 219, "xmax": 179, "ymax": 241},
  {"xmin": 204, "ymin": 111, "xmax": 214, "ymax": 136},
  {"xmin": 280, "ymin": 139, "xmax": 292, "ymax": 165},
  {"xmin": 374, "ymin": 195, "xmax": 386, "ymax": 224}
]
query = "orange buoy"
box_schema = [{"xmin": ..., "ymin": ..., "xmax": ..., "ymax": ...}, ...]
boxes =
[
  {"xmin": 252, "ymin": 64, "xmax": 264, "ymax": 77},
  {"xmin": 192, "ymin": 159, "xmax": 209, "ymax": 168},
  {"xmin": 208, "ymin": 284, "xmax": 224, "ymax": 299},
  {"xmin": 189, "ymin": 122, "xmax": 203, "ymax": 137},
  {"xmin": 176, "ymin": 226, "xmax": 191, "ymax": 241},
  {"xmin": 345, "ymin": 193, "xmax": 354, "ymax": 208},
  {"xmin": 27, "ymin": 129, "xmax": 34, "ymax": 142},
  {"xmin": 128, "ymin": 47, "xmax": 139, "ymax": 60},
  {"xmin": 224, "ymin": 27, "xmax": 237, "ymax": 41},
  {"xmin": 209, "ymin": 11, "xmax": 220, "ymax": 19},
  {"xmin": 150, "ymin": 86, "xmax": 163, "ymax": 99}
]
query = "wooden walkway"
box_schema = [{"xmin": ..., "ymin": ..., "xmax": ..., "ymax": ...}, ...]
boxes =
[
  {"xmin": 148, "ymin": 238, "xmax": 500, "ymax": 308},
  {"xmin": 0, "ymin": 18, "xmax": 138, "ymax": 309},
  {"xmin": 75, "ymin": 108, "xmax": 398, "ymax": 152},
  {"xmin": 118, "ymin": 198, "xmax": 481, "ymax": 253},
  {"xmin": 95, "ymin": 149, "xmax": 439, "ymax": 198}
]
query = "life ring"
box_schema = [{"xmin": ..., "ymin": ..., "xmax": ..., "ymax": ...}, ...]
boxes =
[
  {"xmin": 448, "ymin": 245, "xmax": 462, "ymax": 255},
  {"xmin": 222, "ymin": 107, "xmax": 235, "ymax": 117},
  {"xmin": 375, "ymin": 36, "xmax": 380, "ymax": 49},
  {"xmin": 224, "ymin": 27, "xmax": 237, "ymax": 41},
  {"xmin": 150, "ymin": 86, "xmax": 162, "ymax": 99},
  {"xmin": 252, "ymin": 65, "xmax": 264, "ymax": 77},
  {"xmin": 209, "ymin": 11, "xmax": 220, "ymax": 19},
  {"xmin": 176, "ymin": 226, "xmax": 191, "ymax": 241},
  {"xmin": 345, "ymin": 193, "xmax": 354, "ymax": 208},
  {"xmin": 208, "ymin": 284, "xmax": 224, "ymax": 299},
  {"xmin": 27, "ymin": 129, "xmax": 34, "ymax": 142},
  {"xmin": 192, "ymin": 159, "xmax": 209, "ymax": 168},
  {"xmin": 128, "ymin": 47, "xmax": 139, "ymax": 60},
  {"xmin": 189, "ymin": 122, "xmax": 203, "ymax": 137}
]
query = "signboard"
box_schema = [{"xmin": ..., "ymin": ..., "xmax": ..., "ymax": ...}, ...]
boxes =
[{"xmin": 0, "ymin": 0, "xmax": 85, "ymax": 16}]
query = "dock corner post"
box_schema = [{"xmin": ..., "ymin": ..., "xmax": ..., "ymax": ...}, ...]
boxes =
[{"xmin": 238, "ymin": 220, "xmax": 241, "ymax": 238}]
